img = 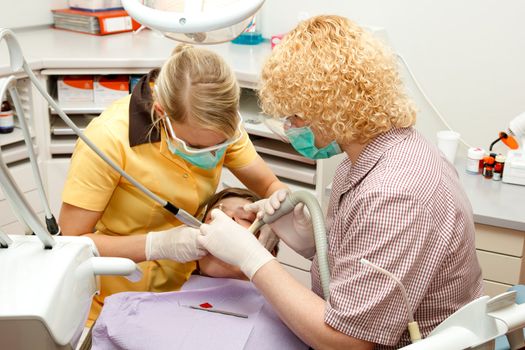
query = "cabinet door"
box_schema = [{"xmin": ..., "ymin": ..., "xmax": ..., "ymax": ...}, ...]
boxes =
[
  {"xmin": 475, "ymin": 223, "xmax": 525, "ymax": 258},
  {"xmin": 476, "ymin": 250, "xmax": 524, "ymax": 285}
]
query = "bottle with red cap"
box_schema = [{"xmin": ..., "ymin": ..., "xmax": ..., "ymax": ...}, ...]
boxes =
[
  {"xmin": 482, "ymin": 156, "xmax": 495, "ymax": 179},
  {"xmin": 0, "ymin": 100, "xmax": 14, "ymax": 134}
]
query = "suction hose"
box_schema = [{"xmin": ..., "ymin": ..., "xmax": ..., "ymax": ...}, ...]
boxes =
[{"xmin": 250, "ymin": 190, "xmax": 330, "ymax": 300}]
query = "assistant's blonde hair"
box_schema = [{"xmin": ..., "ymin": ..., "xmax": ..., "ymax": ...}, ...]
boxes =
[
  {"xmin": 259, "ymin": 15, "xmax": 416, "ymax": 144},
  {"xmin": 154, "ymin": 44, "xmax": 240, "ymax": 137}
]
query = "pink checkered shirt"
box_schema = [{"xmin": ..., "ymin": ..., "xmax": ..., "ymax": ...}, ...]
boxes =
[{"xmin": 311, "ymin": 127, "xmax": 483, "ymax": 349}]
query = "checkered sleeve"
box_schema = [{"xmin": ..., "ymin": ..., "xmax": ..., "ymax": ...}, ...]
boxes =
[{"xmin": 324, "ymin": 188, "xmax": 448, "ymax": 346}]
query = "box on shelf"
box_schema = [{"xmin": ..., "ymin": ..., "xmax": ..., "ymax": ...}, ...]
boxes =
[
  {"xmin": 52, "ymin": 8, "xmax": 140, "ymax": 35},
  {"xmin": 57, "ymin": 76, "xmax": 94, "ymax": 103},
  {"xmin": 94, "ymin": 75, "xmax": 129, "ymax": 105},
  {"xmin": 68, "ymin": 0, "xmax": 123, "ymax": 12}
]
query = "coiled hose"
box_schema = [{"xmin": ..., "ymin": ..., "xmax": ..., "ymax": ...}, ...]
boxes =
[{"xmin": 249, "ymin": 190, "xmax": 330, "ymax": 300}]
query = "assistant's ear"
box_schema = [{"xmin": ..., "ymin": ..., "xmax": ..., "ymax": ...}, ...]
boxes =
[{"xmin": 153, "ymin": 101, "xmax": 165, "ymax": 117}]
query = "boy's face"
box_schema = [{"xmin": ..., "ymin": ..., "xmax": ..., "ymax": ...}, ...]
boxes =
[{"xmin": 204, "ymin": 197, "xmax": 256, "ymax": 228}]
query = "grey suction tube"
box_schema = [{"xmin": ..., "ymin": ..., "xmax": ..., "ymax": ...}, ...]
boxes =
[
  {"xmin": 251, "ymin": 190, "xmax": 330, "ymax": 300},
  {"xmin": 8, "ymin": 84, "xmax": 60, "ymax": 235},
  {"xmin": 22, "ymin": 66, "xmax": 201, "ymax": 228}
]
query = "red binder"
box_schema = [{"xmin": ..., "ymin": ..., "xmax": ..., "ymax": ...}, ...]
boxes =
[{"xmin": 52, "ymin": 8, "xmax": 141, "ymax": 35}]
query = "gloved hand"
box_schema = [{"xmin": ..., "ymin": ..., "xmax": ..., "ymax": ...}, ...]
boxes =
[
  {"xmin": 244, "ymin": 189, "xmax": 288, "ymax": 219},
  {"xmin": 257, "ymin": 224, "xmax": 280, "ymax": 252},
  {"xmin": 146, "ymin": 225, "xmax": 207, "ymax": 262},
  {"xmin": 198, "ymin": 209, "xmax": 275, "ymax": 280},
  {"xmin": 245, "ymin": 189, "xmax": 316, "ymax": 259}
]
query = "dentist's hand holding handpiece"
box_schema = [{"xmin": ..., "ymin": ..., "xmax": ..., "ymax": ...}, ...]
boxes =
[{"xmin": 198, "ymin": 189, "xmax": 316, "ymax": 279}]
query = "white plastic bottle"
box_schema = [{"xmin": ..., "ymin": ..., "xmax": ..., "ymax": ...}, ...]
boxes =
[{"xmin": 466, "ymin": 147, "xmax": 485, "ymax": 174}]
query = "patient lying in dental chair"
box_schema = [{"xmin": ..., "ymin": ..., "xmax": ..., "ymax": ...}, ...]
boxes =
[
  {"xmin": 197, "ymin": 187, "xmax": 279, "ymax": 280},
  {"xmin": 90, "ymin": 189, "xmax": 306, "ymax": 350}
]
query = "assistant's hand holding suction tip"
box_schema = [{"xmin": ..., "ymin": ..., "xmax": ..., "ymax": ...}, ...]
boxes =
[
  {"xmin": 245, "ymin": 189, "xmax": 315, "ymax": 259},
  {"xmin": 198, "ymin": 209, "xmax": 275, "ymax": 280},
  {"xmin": 145, "ymin": 226, "xmax": 207, "ymax": 262}
]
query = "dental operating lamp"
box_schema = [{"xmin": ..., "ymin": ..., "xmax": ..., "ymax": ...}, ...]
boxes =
[
  {"xmin": 502, "ymin": 112, "xmax": 525, "ymax": 186},
  {"xmin": 121, "ymin": 0, "xmax": 265, "ymax": 44}
]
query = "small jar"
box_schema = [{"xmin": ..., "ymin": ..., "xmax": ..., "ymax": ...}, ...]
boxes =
[
  {"xmin": 483, "ymin": 156, "xmax": 495, "ymax": 179},
  {"xmin": 466, "ymin": 147, "xmax": 485, "ymax": 174},
  {"xmin": 0, "ymin": 100, "xmax": 14, "ymax": 134},
  {"xmin": 493, "ymin": 155, "xmax": 506, "ymax": 181}
]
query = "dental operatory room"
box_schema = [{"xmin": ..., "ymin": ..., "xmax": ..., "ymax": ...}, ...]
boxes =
[{"xmin": 2, "ymin": 0, "xmax": 525, "ymax": 349}]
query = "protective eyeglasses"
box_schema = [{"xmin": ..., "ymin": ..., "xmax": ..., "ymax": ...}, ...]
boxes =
[
  {"xmin": 283, "ymin": 115, "xmax": 307, "ymax": 130},
  {"xmin": 163, "ymin": 113, "xmax": 243, "ymax": 154}
]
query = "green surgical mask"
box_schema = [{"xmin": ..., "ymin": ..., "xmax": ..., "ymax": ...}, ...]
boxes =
[
  {"xmin": 285, "ymin": 126, "xmax": 342, "ymax": 159},
  {"xmin": 166, "ymin": 137, "xmax": 227, "ymax": 169}
]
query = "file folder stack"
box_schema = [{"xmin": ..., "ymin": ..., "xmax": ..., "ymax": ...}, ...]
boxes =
[{"xmin": 52, "ymin": 9, "xmax": 140, "ymax": 35}]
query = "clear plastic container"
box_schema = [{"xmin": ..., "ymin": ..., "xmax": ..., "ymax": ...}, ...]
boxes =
[
  {"xmin": 232, "ymin": 16, "xmax": 263, "ymax": 45},
  {"xmin": 232, "ymin": 32, "xmax": 263, "ymax": 45}
]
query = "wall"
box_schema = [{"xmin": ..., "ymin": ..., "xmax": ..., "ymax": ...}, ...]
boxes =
[
  {"xmin": 0, "ymin": 0, "xmax": 67, "ymax": 29},
  {"xmin": 259, "ymin": 0, "xmax": 525, "ymax": 155}
]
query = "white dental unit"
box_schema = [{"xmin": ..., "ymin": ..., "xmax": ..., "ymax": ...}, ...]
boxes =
[{"xmin": 1, "ymin": 1, "xmax": 525, "ymax": 349}]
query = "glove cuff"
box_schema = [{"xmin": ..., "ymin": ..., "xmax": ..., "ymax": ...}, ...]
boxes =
[
  {"xmin": 145, "ymin": 231, "xmax": 161, "ymax": 261},
  {"xmin": 241, "ymin": 248, "xmax": 275, "ymax": 280}
]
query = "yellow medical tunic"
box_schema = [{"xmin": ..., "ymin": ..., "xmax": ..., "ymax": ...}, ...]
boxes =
[{"xmin": 62, "ymin": 70, "xmax": 257, "ymax": 326}]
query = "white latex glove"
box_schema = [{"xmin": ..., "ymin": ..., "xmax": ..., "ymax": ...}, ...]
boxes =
[
  {"xmin": 198, "ymin": 209, "xmax": 275, "ymax": 280},
  {"xmin": 244, "ymin": 189, "xmax": 288, "ymax": 219},
  {"xmin": 245, "ymin": 189, "xmax": 315, "ymax": 259},
  {"xmin": 146, "ymin": 225, "xmax": 207, "ymax": 262},
  {"xmin": 257, "ymin": 224, "xmax": 280, "ymax": 252}
]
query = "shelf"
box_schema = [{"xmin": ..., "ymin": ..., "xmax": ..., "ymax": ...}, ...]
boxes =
[
  {"xmin": 50, "ymin": 137, "xmax": 77, "ymax": 155},
  {"xmin": 49, "ymin": 101, "xmax": 108, "ymax": 115},
  {"xmin": 1, "ymin": 144, "xmax": 38, "ymax": 165},
  {"xmin": 0, "ymin": 128, "xmax": 25, "ymax": 147},
  {"xmin": 263, "ymin": 154, "xmax": 316, "ymax": 185},
  {"xmin": 278, "ymin": 178, "xmax": 316, "ymax": 196},
  {"xmin": 244, "ymin": 121, "xmax": 281, "ymax": 140},
  {"xmin": 251, "ymin": 138, "xmax": 315, "ymax": 165},
  {"xmin": 41, "ymin": 68, "xmax": 150, "ymax": 76},
  {"xmin": 219, "ymin": 168, "xmax": 315, "ymax": 196},
  {"xmin": 51, "ymin": 115, "xmax": 94, "ymax": 136}
]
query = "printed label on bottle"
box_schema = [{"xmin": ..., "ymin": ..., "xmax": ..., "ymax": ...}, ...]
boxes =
[
  {"xmin": 466, "ymin": 158, "xmax": 480, "ymax": 173},
  {"xmin": 0, "ymin": 112, "xmax": 14, "ymax": 132}
]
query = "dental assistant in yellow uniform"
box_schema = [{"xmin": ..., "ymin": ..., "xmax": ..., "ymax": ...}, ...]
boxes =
[{"xmin": 59, "ymin": 45, "xmax": 285, "ymax": 326}]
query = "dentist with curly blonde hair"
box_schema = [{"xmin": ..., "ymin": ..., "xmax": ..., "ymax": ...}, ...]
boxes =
[{"xmin": 199, "ymin": 15, "xmax": 483, "ymax": 349}]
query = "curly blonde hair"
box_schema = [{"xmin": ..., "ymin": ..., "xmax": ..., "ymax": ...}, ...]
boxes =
[{"xmin": 259, "ymin": 15, "xmax": 416, "ymax": 144}]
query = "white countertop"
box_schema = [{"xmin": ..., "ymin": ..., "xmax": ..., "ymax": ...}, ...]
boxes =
[
  {"xmin": 0, "ymin": 27, "xmax": 271, "ymax": 85},
  {"xmin": 455, "ymin": 158, "xmax": 525, "ymax": 231}
]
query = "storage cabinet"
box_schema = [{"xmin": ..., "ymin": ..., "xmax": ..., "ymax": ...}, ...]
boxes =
[{"xmin": 475, "ymin": 223, "xmax": 525, "ymax": 296}]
